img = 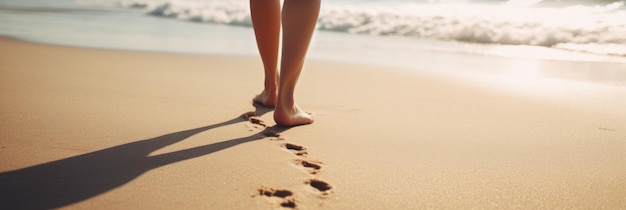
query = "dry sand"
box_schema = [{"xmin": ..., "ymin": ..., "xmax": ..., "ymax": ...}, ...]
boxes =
[{"xmin": 1, "ymin": 37, "xmax": 625, "ymax": 209}]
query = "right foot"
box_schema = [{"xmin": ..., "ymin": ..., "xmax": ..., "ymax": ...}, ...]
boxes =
[
  {"xmin": 253, "ymin": 90, "xmax": 276, "ymax": 107},
  {"xmin": 274, "ymin": 104, "xmax": 314, "ymax": 126}
]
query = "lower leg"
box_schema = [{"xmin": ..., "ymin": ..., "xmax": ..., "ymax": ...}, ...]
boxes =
[
  {"xmin": 274, "ymin": 0, "xmax": 321, "ymax": 126},
  {"xmin": 250, "ymin": 0, "xmax": 280, "ymax": 106}
]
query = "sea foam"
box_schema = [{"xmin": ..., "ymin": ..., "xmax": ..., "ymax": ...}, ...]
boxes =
[{"xmin": 75, "ymin": 0, "xmax": 626, "ymax": 56}]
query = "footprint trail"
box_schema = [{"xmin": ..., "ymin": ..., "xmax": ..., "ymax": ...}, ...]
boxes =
[{"xmin": 243, "ymin": 110, "xmax": 333, "ymax": 208}]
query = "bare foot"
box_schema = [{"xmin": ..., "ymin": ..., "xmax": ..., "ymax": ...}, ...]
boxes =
[
  {"xmin": 253, "ymin": 90, "xmax": 276, "ymax": 107},
  {"xmin": 274, "ymin": 104, "xmax": 314, "ymax": 126}
]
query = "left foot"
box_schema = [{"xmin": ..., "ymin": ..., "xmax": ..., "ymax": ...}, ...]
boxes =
[{"xmin": 253, "ymin": 90, "xmax": 276, "ymax": 107}]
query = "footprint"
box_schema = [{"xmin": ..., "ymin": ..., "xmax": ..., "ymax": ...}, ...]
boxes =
[
  {"xmin": 262, "ymin": 129, "xmax": 281, "ymax": 138},
  {"xmin": 241, "ymin": 111, "xmax": 268, "ymax": 128},
  {"xmin": 241, "ymin": 111, "xmax": 257, "ymax": 120},
  {"xmin": 294, "ymin": 159, "xmax": 322, "ymax": 174},
  {"xmin": 306, "ymin": 179, "xmax": 332, "ymax": 194},
  {"xmin": 283, "ymin": 143, "xmax": 308, "ymax": 156},
  {"xmin": 283, "ymin": 143, "xmax": 304, "ymax": 151},
  {"xmin": 280, "ymin": 197, "xmax": 296, "ymax": 208},
  {"xmin": 249, "ymin": 117, "xmax": 267, "ymax": 127},
  {"xmin": 257, "ymin": 186, "xmax": 298, "ymax": 208},
  {"xmin": 258, "ymin": 186, "xmax": 293, "ymax": 198}
]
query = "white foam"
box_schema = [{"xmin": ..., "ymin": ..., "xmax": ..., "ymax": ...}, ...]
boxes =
[
  {"xmin": 75, "ymin": 0, "xmax": 626, "ymax": 58},
  {"xmin": 318, "ymin": 3, "xmax": 626, "ymax": 47},
  {"xmin": 145, "ymin": 1, "xmax": 251, "ymax": 26}
]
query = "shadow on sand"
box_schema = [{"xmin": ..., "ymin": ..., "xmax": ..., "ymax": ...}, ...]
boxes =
[{"xmin": 0, "ymin": 104, "xmax": 286, "ymax": 209}]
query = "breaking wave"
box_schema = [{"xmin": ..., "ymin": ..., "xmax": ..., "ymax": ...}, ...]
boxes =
[{"xmin": 75, "ymin": 0, "xmax": 626, "ymax": 56}]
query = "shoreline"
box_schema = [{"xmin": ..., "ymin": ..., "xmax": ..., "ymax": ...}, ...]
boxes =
[
  {"xmin": 2, "ymin": 0, "xmax": 626, "ymax": 92},
  {"xmin": 5, "ymin": 29, "xmax": 626, "ymax": 88},
  {"xmin": 3, "ymin": 0, "xmax": 626, "ymax": 67},
  {"xmin": 1, "ymin": 37, "xmax": 625, "ymax": 209}
]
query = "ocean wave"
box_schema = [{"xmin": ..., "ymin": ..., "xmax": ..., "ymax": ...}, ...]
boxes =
[
  {"xmin": 76, "ymin": 0, "xmax": 626, "ymax": 56},
  {"xmin": 146, "ymin": 1, "xmax": 251, "ymax": 26},
  {"xmin": 318, "ymin": 2, "xmax": 626, "ymax": 49}
]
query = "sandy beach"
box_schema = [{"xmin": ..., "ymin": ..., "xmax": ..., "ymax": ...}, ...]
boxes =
[{"xmin": 1, "ymin": 37, "xmax": 625, "ymax": 209}]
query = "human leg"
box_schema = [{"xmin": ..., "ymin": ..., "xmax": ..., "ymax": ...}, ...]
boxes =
[
  {"xmin": 274, "ymin": 0, "xmax": 321, "ymax": 126},
  {"xmin": 250, "ymin": 0, "xmax": 281, "ymax": 106}
]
